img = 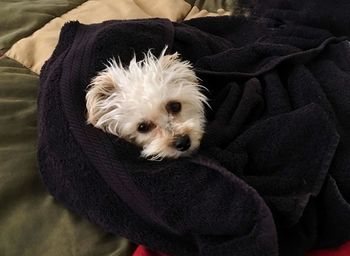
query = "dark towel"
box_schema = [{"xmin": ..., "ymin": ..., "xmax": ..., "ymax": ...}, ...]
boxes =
[{"xmin": 38, "ymin": 0, "xmax": 350, "ymax": 255}]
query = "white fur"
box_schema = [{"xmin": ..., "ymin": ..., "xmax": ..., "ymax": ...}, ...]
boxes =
[{"xmin": 85, "ymin": 47, "xmax": 208, "ymax": 160}]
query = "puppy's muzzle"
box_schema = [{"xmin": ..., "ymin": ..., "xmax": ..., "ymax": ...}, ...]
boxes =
[{"xmin": 173, "ymin": 135, "xmax": 191, "ymax": 152}]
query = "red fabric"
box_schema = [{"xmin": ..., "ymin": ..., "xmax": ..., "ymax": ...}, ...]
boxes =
[
  {"xmin": 133, "ymin": 241, "xmax": 350, "ymax": 256},
  {"xmin": 133, "ymin": 245, "xmax": 168, "ymax": 256},
  {"xmin": 306, "ymin": 241, "xmax": 350, "ymax": 256}
]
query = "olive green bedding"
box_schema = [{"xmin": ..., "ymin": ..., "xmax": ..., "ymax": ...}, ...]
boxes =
[{"xmin": 0, "ymin": 0, "xmax": 86, "ymax": 53}]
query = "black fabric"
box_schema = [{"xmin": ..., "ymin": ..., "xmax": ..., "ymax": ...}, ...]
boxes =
[{"xmin": 38, "ymin": 1, "xmax": 350, "ymax": 255}]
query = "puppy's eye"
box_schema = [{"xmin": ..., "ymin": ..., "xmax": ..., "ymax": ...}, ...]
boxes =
[
  {"xmin": 137, "ymin": 121, "xmax": 155, "ymax": 133},
  {"xmin": 166, "ymin": 101, "xmax": 181, "ymax": 114}
]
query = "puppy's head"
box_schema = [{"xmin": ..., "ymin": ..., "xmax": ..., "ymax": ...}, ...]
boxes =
[{"xmin": 85, "ymin": 48, "xmax": 208, "ymax": 160}]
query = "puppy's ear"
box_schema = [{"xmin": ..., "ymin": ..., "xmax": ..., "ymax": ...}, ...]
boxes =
[
  {"xmin": 85, "ymin": 70, "xmax": 119, "ymax": 125},
  {"xmin": 159, "ymin": 52, "xmax": 199, "ymax": 84},
  {"xmin": 158, "ymin": 52, "xmax": 181, "ymax": 69}
]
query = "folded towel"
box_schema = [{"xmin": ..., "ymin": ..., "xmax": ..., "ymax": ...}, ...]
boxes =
[{"xmin": 38, "ymin": 1, "xmax": 350, "ymax": 255}]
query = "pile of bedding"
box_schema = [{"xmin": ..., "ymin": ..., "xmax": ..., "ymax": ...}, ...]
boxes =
[
  {"xmin": 38, "ymin": 0, "xmax": 350, "ymax": 255},
  {"xmin": 0, "ymin": 1, "xmax": 230, "ymax": 255},
  {"xmin": 1, "ymin": 0, "xmax": 350, "ymax": 255}
]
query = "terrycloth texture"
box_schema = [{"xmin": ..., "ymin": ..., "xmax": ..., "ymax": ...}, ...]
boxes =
[{"xmin": 38, "ymin": 0, "xmax": 350, "ymax": 255}]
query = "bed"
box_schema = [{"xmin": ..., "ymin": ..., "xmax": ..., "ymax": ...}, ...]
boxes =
[
  {"xmin": 1, "ymin": 1, "xmax": 349, "ymax": 256},
  {"xmin": 0, "ymin": 1, "xmax": 230, "ymax": 255}
]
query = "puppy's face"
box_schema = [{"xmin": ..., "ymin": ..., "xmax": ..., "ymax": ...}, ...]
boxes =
[{"xmin": 85, "ymin": 49, "xmax": 207, "ymax": 160}]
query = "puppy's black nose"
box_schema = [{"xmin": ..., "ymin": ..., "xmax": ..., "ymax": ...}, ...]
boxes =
[{"xmin": 174, "ymin": 135, "xmax": 191, "ymax": 152}]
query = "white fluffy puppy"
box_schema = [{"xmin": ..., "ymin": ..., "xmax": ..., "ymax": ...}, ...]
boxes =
[{"xmin": 85, "ymin": 48, "xmax": 208, "ymax": 160}]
